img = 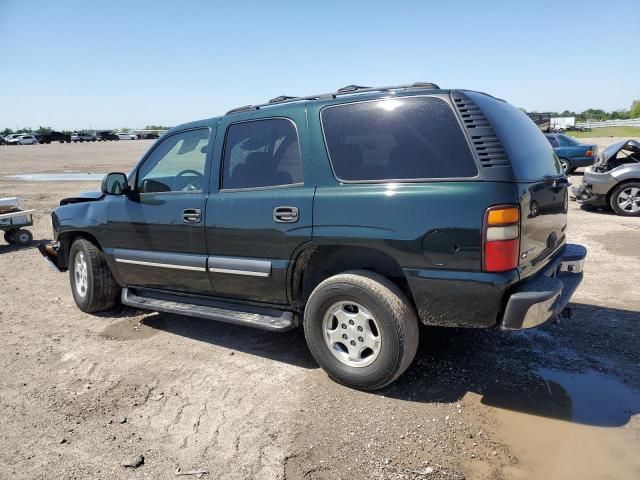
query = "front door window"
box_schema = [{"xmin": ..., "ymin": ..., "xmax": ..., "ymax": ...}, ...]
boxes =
[{"xmin": 137, "ymin": 128, "xmax": 210, "ymax": 193}]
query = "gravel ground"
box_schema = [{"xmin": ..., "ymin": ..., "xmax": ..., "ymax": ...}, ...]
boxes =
[{"xmin": 0, "ymin": 140, "xmax": 638, "ymax": 480}]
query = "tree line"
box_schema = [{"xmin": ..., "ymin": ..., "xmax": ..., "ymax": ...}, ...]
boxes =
[{"xmin": 528, "ymin": 100, "xmax": 640, "ymax": 121}]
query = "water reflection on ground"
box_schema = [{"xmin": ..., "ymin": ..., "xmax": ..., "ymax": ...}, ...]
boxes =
[{"xmin": 7, "ymin": 173, "xmax": 105, "ymax": 181}]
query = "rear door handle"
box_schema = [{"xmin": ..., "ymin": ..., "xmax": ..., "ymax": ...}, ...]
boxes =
[
  {"xmin": 273, "ymin": 206, "xmax": 299, "ymax": 223},
  {"xmin": 182, "ymin": 208, "xmax": 202, "ymax": 223}
]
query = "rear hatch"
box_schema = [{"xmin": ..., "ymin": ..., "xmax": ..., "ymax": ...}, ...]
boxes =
[{"xmin": 461, "ymin": 92, "xmax": 568, "ymax": 280}]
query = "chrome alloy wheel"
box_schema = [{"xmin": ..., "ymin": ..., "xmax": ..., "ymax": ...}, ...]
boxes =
[
  {"xmin": 322, "ymin": 301, "xmax": 381, "ymax": 367},
  {"xmin": 617, "ymin": 187, "xmax": 640, "ymax": 213},
  {"xmin": 74, "ymin": 251, "xmax": 88, "ymax": 297}
]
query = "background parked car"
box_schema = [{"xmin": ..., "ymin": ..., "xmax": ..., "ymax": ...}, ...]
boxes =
[
  {"xmin": 71, "ymin": 132, "xmax": 96, "ymax": 142},
  {"xmin": 139, "ymin": 133, "xmax": 159, "ymax": 140},
  {"xmin": 36, "ymin": 131, "xmax": 71, "ymax": 144},
  {"xmin": 96, "ymin": 131, "xmax": 119, "ymax": 141},
  {"xmin": 116, "ymin": 132, "xmax": 137, "ymax": 140},
  {"xmin": 4, "ymin": 134, "xmax": 23, "ymax": 143},
  {"xmin": 573, "ymin": 140, "xmax": 640, "ymax": 216},
  {"xmin": 8, "ymin": 135, "xmax": 38, "ymax": 145},
  {"xmin": 545, "ymin": 133, "xmax": 597, "ymax": 173}
]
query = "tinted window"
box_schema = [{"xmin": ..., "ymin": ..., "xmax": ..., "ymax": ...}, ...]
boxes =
[
  {"xmin": 321, "ymin": 97, "xmax": 477, "ymax": 181},
  {"xmin": 137, "ymin": 128, "xmax": 209, "ymax": 193},
  {"xmin": 222, "ymin": 119, "xmax": 303, "ymax": 189}
]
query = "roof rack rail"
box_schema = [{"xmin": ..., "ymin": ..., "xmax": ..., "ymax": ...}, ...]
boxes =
[
  {"xmin": 225, "ymin": 82, "xmax": 440, "ymax": 115},
  {"xmin": 269, "ymin": 95, "xmax": 298, "ymax": 104},
  {"xmin": 336, "ymin": 84, "xmax": 370, "ymax": 93}
]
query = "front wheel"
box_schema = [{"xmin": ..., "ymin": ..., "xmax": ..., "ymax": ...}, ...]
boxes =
[
  {"xmin": 69, "ymin": 239, "xmax": 120, "ymax": 312},
  {"xmin": 303, "ymin": 270, "xmax": 419, "ymax": 390},
  {"xmin": 610, "ymin": 182, "xmax": 640, "ymax": 216},
  {"xmin": 4, "ymin": 231, "xmax": 15, "ymax": 244}
]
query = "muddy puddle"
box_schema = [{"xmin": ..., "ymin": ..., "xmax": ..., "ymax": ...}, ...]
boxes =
[
  {"xmin": 7, "ymin": 173, "xmax": 105, "ymax": 181},
  {"xmin": 467, "ymin": 368, "xmax": 640, "ymax": 479}
]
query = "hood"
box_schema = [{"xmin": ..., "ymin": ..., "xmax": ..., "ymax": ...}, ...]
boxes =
[
  {"xmin": 596, "ymin": 139, "xmax": 640, "ymax": 166},
  {"xmin": 60, "ymin": 190, "xmax": 104, "ymax": 206}
]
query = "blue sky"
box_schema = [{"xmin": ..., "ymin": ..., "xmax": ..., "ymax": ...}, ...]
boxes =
[{"xmin": 1, "ymin": 0, "xmax": 638, "ymax": 130}]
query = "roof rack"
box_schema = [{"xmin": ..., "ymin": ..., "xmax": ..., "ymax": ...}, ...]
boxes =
[{"xmin": 225, "ymin": 82, "xmax": 440, "ymax": 115}]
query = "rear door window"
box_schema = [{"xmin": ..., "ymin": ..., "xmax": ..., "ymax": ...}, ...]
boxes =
[
  {"xmin": 222, "ymin": 118, "xmax": 303, "ymax": 190},
  {"xmin": 321, "ymin": 97, "xmax": 478, "ymax": 182}
]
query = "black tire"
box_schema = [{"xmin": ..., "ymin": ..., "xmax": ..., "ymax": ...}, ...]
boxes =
[
  {"xmin": 610, "ymin": 181, "xmax": 640, "ymax": 217},
  {"xmin": 559, "ymin": 158, "xmax": 571, "ymax": 174},
  {"xmin": 14, "ymin": 229, "xmax": 33, "ymax": 245},
  {"xmin": 4, "ymin": 231, "xmax": 15, "ymax": 244},
  {"xmin": 69, "ymin": 238, "xmax": 120, "ymax": 312},
  {"xmin": 303, "ymin": 270, "xmax": 419, "ymax": 390}
]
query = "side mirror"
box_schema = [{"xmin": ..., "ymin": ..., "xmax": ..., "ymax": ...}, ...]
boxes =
[{"xmin": 101, "ymin": 172, "xmax": 128, "ymax": 195}]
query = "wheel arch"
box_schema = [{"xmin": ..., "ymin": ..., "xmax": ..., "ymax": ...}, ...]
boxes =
[
  {"xmin": 607, "ymin": 178, "xmax": 640, "ymax": 209},
  {"xmin": 58, "ymin": 230, "xmax": 104, "ymax": 270},
  {"xmin": 288, "ymin": 244, "xmax": 416, "ymax": 311}
]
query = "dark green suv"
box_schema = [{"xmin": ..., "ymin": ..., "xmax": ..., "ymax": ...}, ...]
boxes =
[{"xmin": 39, "ymin": 83, "xmax": 586, "ymax": 390}]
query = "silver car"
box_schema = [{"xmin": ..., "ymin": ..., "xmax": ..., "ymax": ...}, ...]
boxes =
[{"xmin": 572, "ymin": 140, "xmax": 640, "ymax": 216}]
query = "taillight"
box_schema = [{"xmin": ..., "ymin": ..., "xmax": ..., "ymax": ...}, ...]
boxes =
[
  {"xmin": 483, "ymin": 205, "xmax": 520, "ymax": 272},
  {"xmin": 585, "ymin": 149, "xmax": 593, "ymax": 157}
]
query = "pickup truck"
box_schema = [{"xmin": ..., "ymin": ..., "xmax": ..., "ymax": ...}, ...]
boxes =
[
  {"xmin": 96, "ymin": 131, "xmax": 119, "ymax": 141},
  {"xmin": 39, "ymin": 82, "xmax": 587, "ymax": 390},
  {"xmin": 36, "ymin": 131, "xmax": 71, "ymax": 144}
]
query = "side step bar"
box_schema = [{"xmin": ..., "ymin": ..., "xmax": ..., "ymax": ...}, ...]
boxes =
[{"xmin": 121, "ymin": 288, "xmax": 296, "ymax": 331}]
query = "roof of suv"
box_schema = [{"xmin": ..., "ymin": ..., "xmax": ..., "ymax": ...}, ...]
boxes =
[{"xmin": 165, "ymin": 83, "xmax": 504, "ymax": 136}]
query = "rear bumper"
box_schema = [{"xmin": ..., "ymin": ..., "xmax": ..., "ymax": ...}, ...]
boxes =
[
  {"xmin": 569, "ymin": 157, "xmax": 595, "ymax": 168},
  {"xmin": 501, "ymin": 243, "xmax": 586, "ymax": 330}
]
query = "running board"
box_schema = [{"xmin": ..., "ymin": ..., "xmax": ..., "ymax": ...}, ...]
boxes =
[{"xmin": 121, "ymin": 288, "xmax": 295, "ymax": 331}]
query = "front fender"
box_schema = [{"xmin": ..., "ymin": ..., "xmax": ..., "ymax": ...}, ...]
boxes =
[{"xmin": 610, "ymin": 165, "xmax": 640, "ymax": 184}]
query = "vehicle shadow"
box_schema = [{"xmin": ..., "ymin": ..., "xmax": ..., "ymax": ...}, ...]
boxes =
[
  {"xmin": 380, "ymin": 303, "xmax": 640, "ymax": 427},
  {"xmin": 0, "ymin": 242, "xmax": 40, "ymax": 254},
  {"xmin": 137, "ymin": 302, "xmax": 639, "ymax": 427},
  {"xmin": 141, "ymin": 312, "xmax": 317, "ymax": 369}
]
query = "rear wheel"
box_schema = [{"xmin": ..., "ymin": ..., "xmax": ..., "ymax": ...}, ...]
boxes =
[
  {"xmin": 69, "ymin": 239, "xmax": 120, "ymax": 312},
  {"xmin": 610, "ymin": 182, "xmax": 640, "ymax": 216},
  {"xmin": 4, "ymin": 231, "xmax": 15, "ymax": 244},
  {"xmin": 14, "ymin": 229, "xmax": 32, "ymax": 245},
  {"xmin": 303, "ymin": 270, "xmax": 419, "ymax": 390}
]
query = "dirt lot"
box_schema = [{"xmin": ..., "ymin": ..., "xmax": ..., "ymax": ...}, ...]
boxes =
[{"xmin": 0, "ymin": 140, "xmax": 638, "ymax": 480}]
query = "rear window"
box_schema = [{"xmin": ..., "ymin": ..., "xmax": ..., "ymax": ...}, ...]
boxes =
[{"xmin": 321, "ymin": 97, "xmax": 478, "ymax": 181}]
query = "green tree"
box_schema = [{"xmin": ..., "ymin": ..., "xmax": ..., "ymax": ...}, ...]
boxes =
[
  {"xmin": 1, "ymin": 128, "xmax": 13, "ymax": 136},
  {"xmin": 36, "ymin": 126, "xmax": 52, "ymax": 134},
  {"xmin": 630, "ymin": 100, "xmax": 640, "ymax": 118}
]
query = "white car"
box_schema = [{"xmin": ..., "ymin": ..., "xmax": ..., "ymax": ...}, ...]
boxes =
[
  {"xmin": 8, "ymin": 134, "xmax": 38, "ymax": 145},
  {"xmin": 4, "ymin": 134, "xmax": 23, "ymax": 143},
  {"xmin": 116, "ymin": 132, "xmax": 138, "ymax": 140}
]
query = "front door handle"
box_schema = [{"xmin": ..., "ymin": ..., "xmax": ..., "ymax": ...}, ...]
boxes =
[
  {"xmin": 273, "ymin": 206, "xmax": 299, "ymax": 223},
  {"xmin": 182, "ymin": 208, "xmax": 202, "ymax": 223}
]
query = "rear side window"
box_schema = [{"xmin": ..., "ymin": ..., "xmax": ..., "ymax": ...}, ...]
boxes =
[
  {"xmin": 222, "ymin": 118, "xmax": 303, "ymax": 189},
  {"xmin": 321, "ymin": 97, "xmax": 478, "ymax": 181}
]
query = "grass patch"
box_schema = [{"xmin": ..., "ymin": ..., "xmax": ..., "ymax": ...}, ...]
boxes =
[{"xmin": 566, "ymin": 126, "xmax": 640, "ymax": 138}]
